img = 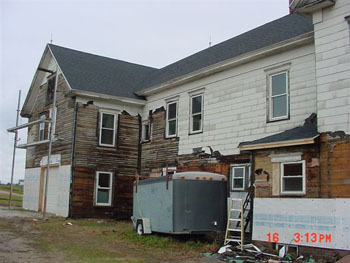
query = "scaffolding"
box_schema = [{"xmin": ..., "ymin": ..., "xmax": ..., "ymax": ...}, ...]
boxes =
[{"xmin": 7, "ymin": 67, "xmax": 59, "ymax": 219}]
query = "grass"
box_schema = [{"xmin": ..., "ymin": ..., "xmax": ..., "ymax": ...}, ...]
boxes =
[
  {"xmin": 0, "ymin": 184, "xmax": 23, "ymax": 195},
  {"xmin": 33, "ymin": 218, "xmax": 220, "ymax": 263},
  {"xmin": 0, "ymin": 193, "xmax": 22, "ymax": 207}
]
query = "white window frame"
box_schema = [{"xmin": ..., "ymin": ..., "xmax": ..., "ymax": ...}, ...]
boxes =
[
  {"xmin": 162, "ymin": 167, "xmax": 177, "ymax": 177},
  {"xmin": 99, "ymin": 111, "xmax": 117, "ymax": 147},
  {"xmin": 142, "ymin": 120, "xmax": 151, "ymax": 142},
  {"xmin": 48, "ymin": 107, "xmax": 57, "ymax": 137},
  {"xmin": 39, "ymin": 113, "xmax": 46, "ymax": 141},
  {"xmin": 269, "ymin": 71, "xmax": 289, "ymax": 121},
  {"xmin": 190, "ymin": 94, "xmax": 203, "ymax": 134},
  {"xmin": 95, "ymin": 171, "xmax": 113, "ymax": 206},
  {"xmin": 280, "ymin": 160, "xmax": 306, "ymax": 195},
  {"xmin": 231, "ymin": 165, "xmax": 250, "ymax": 191},
  {"xmin": 166, "ymin": 101, "xmax": 178, "ymax": 138}
]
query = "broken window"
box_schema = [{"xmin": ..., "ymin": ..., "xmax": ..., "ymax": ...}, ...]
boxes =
[
  {"xmin": 99, "ymin": 112, "xmax": 117, "ymax": 147},
  {"xmin": 166, "ymin": 101, "xmax": 178, "ymax": 138},
  {"xmin": 95, "ymin": 172, "xmax": 113, "ymax": 206},
  {"xmin": 281, "ymin": 161, "xmax": 305, "ymax": 194},
  {"xmin": 269, "ymin": 71, "xmax": 289, "ymax": 121},
  {"xmin": 231, "ymin": 165, "xmax": 250, "ymax": 191},
  {"xmin": 46, "ymin": 76, "xmax": 56, "ymax": 105},
  {"xmin": 190, "ymin": 94, "xmax": 203, "ymax": 133}
]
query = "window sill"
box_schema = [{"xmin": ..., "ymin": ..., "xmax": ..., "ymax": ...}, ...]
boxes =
[
  {"xmin": 189, "ymin": 130, "xmax": 203, "ymax": 136},
  {"xmin": 267, "ymin": 116, "xmax": 290, "ymax": 123},
  {"xmin": 96, "ymin": 146, "xmax": 117, "ymax": 151},
  {"xmin": 95, "ymin": 204, "xmax": 112, "ymax": 207},
  {"xmin": 280, "ymin": 192, "xmax": 306, "ymax": 197}
]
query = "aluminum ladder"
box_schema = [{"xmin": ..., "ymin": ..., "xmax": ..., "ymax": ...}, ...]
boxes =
[{"xmin": 224, "ymin": 192, "xmax": 252, "ymax": 249}]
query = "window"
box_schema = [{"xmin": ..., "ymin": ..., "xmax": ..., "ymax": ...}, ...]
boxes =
[
  {"xmin": 48, "ymin": 107, "xmax": 57, "ymax": 137},
  {"xmin": 162, "ymin": 167, "xmax": 177, "ymax": 177},
  {"xmin": 39, "ymin": 113, "xmax": 46, "ymax": 141},
  {"xmin": 166, "ymin": 101, "xmax": 178, "ymax": 138},
  {"xmin": 231, "ymin": 166, "xmax": 249, "ymax": 190},
  {"xmin": 46, "ymin": 75, "xmax": 56, "ymax": 105},
  {"xmin": 142, "ymin": 119, "xmax": 151, "ymax": 142},
  {"xmin": 95, "ymin": 172, "xmax": 113, "ymax": 206},
  {"xmin": 281, "ymin": 160, "xmax": 305, "ymax": 194},
  {"xmin": 269, "ymin": 71, "xmax": 289, "ymax": 121},
  {"xmin": 190, "ymin": 94, "xmax": 203, "ymax": 133},
  {"xmin": 99, "ymin": 112, "xmax": 117, "ymax": 146}
]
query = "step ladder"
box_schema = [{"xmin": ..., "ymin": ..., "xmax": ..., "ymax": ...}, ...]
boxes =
[{"xmin": 224, "ymin": 192, "xmax": 252, "ymax": 249}]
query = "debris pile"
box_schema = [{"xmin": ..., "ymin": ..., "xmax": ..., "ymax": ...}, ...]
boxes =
[{"xmin": 204, "ymin": 244, "xmax": 318, "ymax": 263}]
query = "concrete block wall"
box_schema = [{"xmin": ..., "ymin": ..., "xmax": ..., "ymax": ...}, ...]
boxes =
[
  {"xmin": 142, "ymin": 43, "xmax": 317, "ymax": 156},
  {"xmin": 313, "ymin": 0, "xmax": 350, "ymax": 133}
]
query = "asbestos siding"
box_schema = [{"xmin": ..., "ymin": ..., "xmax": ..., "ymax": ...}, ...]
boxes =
[
  {"xmin": 142, "ymin": 43, "xmax": 317, "ymax": 156},
  {"xmin": 314, "ymin": 0, "xmax": 350, "ymax": 133}
]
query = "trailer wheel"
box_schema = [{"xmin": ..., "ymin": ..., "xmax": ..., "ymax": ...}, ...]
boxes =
[{"xmin": 136, "ymin": 220, "xmax": 144, "ymax": 235}]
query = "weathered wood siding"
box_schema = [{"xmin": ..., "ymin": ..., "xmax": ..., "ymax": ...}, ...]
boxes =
[
  {"xmin": 70, "ymin": 103, "xmax": 139, "ymax": 218},
  {"xmin": 320, "ymin": 133, "xmax": 350, "ymax": 198},
  {"xmin": 140, "ymin": 107, "xmax": 179, "ymax": 177},
  {"xmin": 253, "ymin": 144, "xmax": 320, "ymax": 198},
  {"xmin": 26, "ymin": 75, "xmax": 74, "ymax": 168}
]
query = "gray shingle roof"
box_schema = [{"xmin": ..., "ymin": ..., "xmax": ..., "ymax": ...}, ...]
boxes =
[
  {"xmin": 48, "ymin": 13, "xmax": 313, "ymax": 99},
  {"xmin": 239, "ymin": 114, "xmax": 318, "ymax": 147},
  {"xmin": 138, "ymin": 13, "xmax": 313, "ymax": 91},
  {"xmin": 48, "ymin": 44, "xmax": 158, "ymax": 100}
]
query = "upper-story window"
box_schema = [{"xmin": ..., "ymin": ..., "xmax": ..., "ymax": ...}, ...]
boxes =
[
  {"xmin": 39, "ymin": 113, "xmax": 46, "ymax": 141},
  {"xmin": 190, "ymin": 94, "xmax": 203, "ymax": 134},
  {"xmin": 142, "ymin": 121, "xmax": 151, "ymax": 142},
  {"xmin": 166, "ymin": 101, "xmax": 178, "ymax": 138},
  {"xmin": 46, "ymin": 75, "xmax": 56, "ymax": 105},
  {"xmin": 269, "ymin": 71, "xmax": 289, "ymax": 121},
  {"xmin": 99, "ymin": 112, "xmax": 117, "ymax": 147}
]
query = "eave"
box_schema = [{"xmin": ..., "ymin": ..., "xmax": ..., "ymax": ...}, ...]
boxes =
[
  {"xmin": 136, "ymin": 32, "xmax": 314, "ymax": 97},
  {"xmin": 67, "ymin": 89, "xmax": 147, "ymax": 106},
  {"xmin": 290, "ymin": 0, "xmax": 335, "ymax": 14},
  {"xmin": 239, "ymin": 135, "xmax": 319, "ymax": 151}
]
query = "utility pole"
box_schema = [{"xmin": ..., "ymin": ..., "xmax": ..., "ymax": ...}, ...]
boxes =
[{"xmin": 9, "ymin": 90, "xmax": 21, "ymax": 209}]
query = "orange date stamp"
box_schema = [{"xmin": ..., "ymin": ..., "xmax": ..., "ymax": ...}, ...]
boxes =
[{"xmin": 267, "ymin": 232, "xmax": 332, "ymax": 243}]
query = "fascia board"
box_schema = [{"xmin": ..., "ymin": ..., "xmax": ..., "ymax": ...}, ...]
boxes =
[{"xmin": 68, "ymin": 89, "xmax": 147, "ymax": 106}]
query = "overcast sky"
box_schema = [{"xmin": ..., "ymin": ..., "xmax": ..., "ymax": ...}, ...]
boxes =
[{"xmin": 0, "ymin": 0, "xmax": 289, "ymax": 184}]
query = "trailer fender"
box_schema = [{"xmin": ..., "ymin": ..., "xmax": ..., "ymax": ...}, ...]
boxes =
[{"xmin": 136, "ymin": 218, "xmax": 152, "ymax": 235}]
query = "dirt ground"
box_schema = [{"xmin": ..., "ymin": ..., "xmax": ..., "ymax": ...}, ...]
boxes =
[{"xmin": 0, "ymin": 206, "xmax": 222, "ymax": 263}]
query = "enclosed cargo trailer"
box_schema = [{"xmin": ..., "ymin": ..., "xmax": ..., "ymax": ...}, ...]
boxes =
[{"xmin": 132, "ymin": 171, "xmax": 227, "ymax": 235}]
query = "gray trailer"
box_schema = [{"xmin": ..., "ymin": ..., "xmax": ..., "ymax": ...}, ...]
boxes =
[{"xmin": 132, "ymin": 171, "xmax": 227, "ymax": 235}]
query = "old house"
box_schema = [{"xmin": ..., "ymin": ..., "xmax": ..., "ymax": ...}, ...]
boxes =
[{"xmin": 18, "ymin": 0, "xmax": 349, "ymax": 256}]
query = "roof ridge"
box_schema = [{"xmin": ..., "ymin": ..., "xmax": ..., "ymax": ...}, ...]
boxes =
[{"xmin": 48, "ymin": 43, "xmax": 158, "ymax": 70}]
